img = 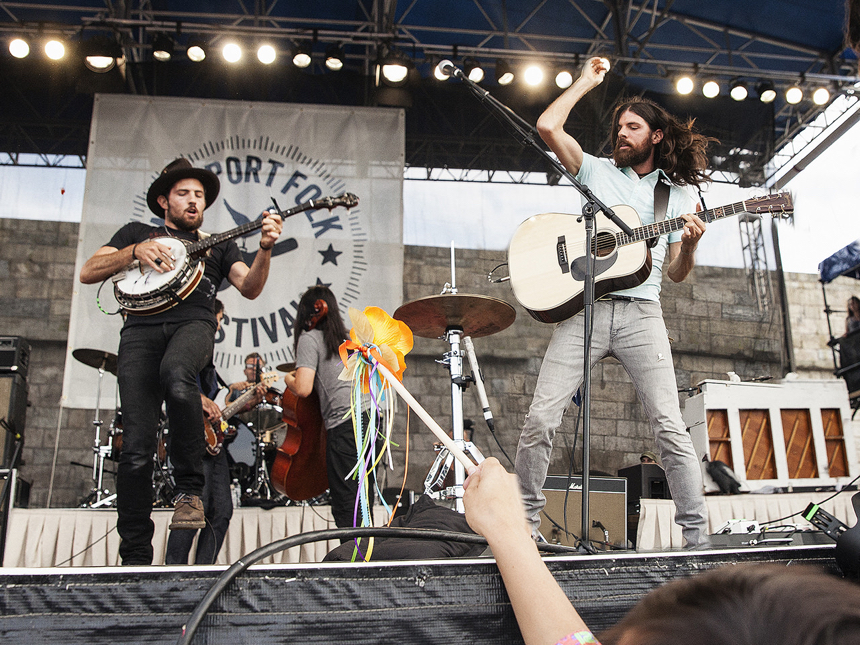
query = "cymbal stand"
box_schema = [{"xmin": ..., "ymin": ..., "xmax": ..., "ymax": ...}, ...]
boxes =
[
  {"xmin": 246, "ymin": 408, "xmax": 277, "ymax": 502},
  {"xmin": 81, "ymin": 362, "xmax": 116, "ymax": 508},
  {"xmin": 423, "ymin": 274, "xmax": 486, "ymax": 513}
]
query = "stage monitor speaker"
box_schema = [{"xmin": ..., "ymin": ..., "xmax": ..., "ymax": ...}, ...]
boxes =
[
  {"xmin": 0, "ymin": 337, "xmax": 30, "ymax": 380},
  {"xmin": 0, "ymin": 374, "xmax": 28, "ymax": 469},
  {"xmin": 617, "ymin": 463, "xmax": 671, "ymax": 508},
  {"xmin": 540, "ymin": 475, "xmax": 627, "ymax": 549}
]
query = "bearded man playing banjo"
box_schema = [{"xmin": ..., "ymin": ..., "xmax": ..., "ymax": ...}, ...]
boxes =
[{"xmin": 80, "ymin": 158, "xmax": 283, "ymax": 566}]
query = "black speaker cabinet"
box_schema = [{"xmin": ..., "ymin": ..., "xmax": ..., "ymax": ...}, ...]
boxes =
[
  {"xmin": 0, "ymin": 337, "xmax": 30, "ymax": 379},
  {"xmin": 0, "ymin": 374, "xmax": 28, "ymax": 468},
  {"xmin": 540, "ymin": 475, "xmax": 627, "ymax": 549},
  {"xmin": 618, "ymin": 463, "xmax": 671, "ymax": 507}
]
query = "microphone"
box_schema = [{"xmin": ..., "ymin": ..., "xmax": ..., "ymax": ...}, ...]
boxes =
[
  {"xmin": 435, "ymin": 59, "xmax": 461, "ymax": 79},
  {"xmin": 463, "ymin": 336, "xmax": 494, "ymax": 431}
]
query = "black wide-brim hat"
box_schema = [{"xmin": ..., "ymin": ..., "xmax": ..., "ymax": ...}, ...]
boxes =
[{"xmin": 146, "ymin": 158, "xmax": 220, "ymax": 217}]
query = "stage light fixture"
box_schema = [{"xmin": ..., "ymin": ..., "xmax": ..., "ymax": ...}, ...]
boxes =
[
  {"xmin": 433, "ymin": 59, "xmax": 448, "ymax": 81},
  {"xmin": 325, "ymin": 43, "xmax": 344, "ymax": 71},
  {"xmin": 44, "ymin": 39, "xmax": 65, "ymax": 61},
  {"xmin": 292, "ymin": 42, "xmax": 311, "ymax": 68},
  {"xmin": 523, "ymin": 64, "xmax": 544, "ymax": 86},
  {"xmin": 729, "ymin": 79, "xmax": 748, "ymax": 101},
  {"xmin": 378, "ymin": 49, "xmax": 411, "ymax": 86},
  {"xmin": 187, "ymin": 40, "xmax": 206, "ymax": 62},
  {"xmin": 786, "ymin": 85, "xmax": 803, "ymax": 104},
  {"xmin": 702, "ymin": 79, "xmax": 720, "ymax": 98},
  {"xmin": 83, "ymin": 36, "xmax": 123, "ymax": 72},
  {"xmin": 222, "ymin": 42, "xmax": 242, "ymax": 63},
  {"xmin": 257, "ymin": 44, "xmax": 276, "ymax": 65},
  {"xmin": 675, "ymin": 74, "xmax": 694, "ymax": 95},
  {"xmin": 9, "ymin": 38, "xmax": 29, "ymax": 59},
  {"xmin": 496, "ymin": 59, "xmax": 514, "ymax": 85},
  {"xmin": 812, "ymin": 87, "xmax": 830, "ymax": 105},
  {"xmin": 757, "ymin": 81, "xmax": 776, "ymax": 103},
  {"xmin": 152, "ymin": 34, "xmax": 173, "ymax": 62},
  {"xmin": 464, "ymin": 57, "xmax": 484, "ymax": 83},
  {"xmin": 555, "ymin": 69, "xmax": 573, "ymax": 89}
]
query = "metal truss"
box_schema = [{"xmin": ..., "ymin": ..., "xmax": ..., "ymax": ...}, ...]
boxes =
[
  {"xmin": 738, "ymin": 212, "xmax": 773, "ymax": 318},
  {"xmin": 0, "ymin": 1, "xmax": 856, "ymax": 182}
]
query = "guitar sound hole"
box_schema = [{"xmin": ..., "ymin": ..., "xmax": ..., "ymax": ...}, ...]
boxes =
[{"xmin": 592, "ymin": 231, "xmax": 617, "ymax": 258}]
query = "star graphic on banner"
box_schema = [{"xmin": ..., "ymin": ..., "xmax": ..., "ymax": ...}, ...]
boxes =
[
  {"xmin": 319, "ymin": 243, "xmax": 342, "ymax": 266},
  {"xmin": 315, "ymin": 277, "xmax": 331, "ymax": 288}
]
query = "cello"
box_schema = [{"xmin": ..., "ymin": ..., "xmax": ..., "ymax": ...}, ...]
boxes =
[{"xmin": 270, "ymin": 387, "xmax": 328, "ymax": 501}]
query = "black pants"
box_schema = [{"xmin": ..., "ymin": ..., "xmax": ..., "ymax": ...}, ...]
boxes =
[
  {"xmin": 165, "ymin": 449, "xmax": 233, "ymax": 565},
  {"xmin": 115, "ymin": 321, "xmax": 213, "ymax": 565},
  {"xmin": 326, "ymin": 414, "xmax": 380, "ymax": 529}
]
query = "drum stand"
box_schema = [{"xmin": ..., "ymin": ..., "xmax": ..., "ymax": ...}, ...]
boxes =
[
  {"xmin": 422, "ymin": 321, "xmax": 485, "ymax": 513},
  {"xmin": 80, "ymin": 362, "xmax": 116, "ymax": 508},
  {"xmin": 245, "ymin": 408, "xmax": 279, "ymax": 503}
]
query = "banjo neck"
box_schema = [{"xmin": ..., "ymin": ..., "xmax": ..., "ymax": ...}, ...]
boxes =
[{"xmin": 185, "ymin": 192, "xmax": 359, "ymax": 258}]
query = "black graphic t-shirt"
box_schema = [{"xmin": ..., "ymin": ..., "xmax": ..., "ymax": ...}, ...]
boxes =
[{"xmin": 107, "ymin": 222, "xmax": 243, "ymax": 330}]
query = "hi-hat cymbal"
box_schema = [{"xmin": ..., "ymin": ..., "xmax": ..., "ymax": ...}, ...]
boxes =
[
  {"xmin": 394, "ymin": 293, "xmax": 516, "ymax": 339},
  {"xmin": 73, "ymin": 348, "xmax": 118, "ymax": 375},
  {"xmin": 275, "ymin": 362, "xmax": 296, "ymax": 373}
]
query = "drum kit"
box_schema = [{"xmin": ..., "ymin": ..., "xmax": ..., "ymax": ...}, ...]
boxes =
[{"xmin": 71, "ymin": 349, "xmax": 293, "ymax": 508}]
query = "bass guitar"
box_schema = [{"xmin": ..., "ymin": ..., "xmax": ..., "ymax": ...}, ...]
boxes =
[
  {"xmin": 204, "ymin": 371, "xmax": 279, "ymax": 456},
  {"xmin": 112, "ymin": 193, "xmax": 359, "ymax": 315},
  {"xmin": 507, "ymin": 192, "xmax": 793, "ymax": 324}
]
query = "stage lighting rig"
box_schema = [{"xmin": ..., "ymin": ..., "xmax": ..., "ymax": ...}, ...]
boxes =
[
  {"xmin": 222, "ymin": 42, "xmax": 242, "ymax": 63},
  {"xmin": 463, "ymin": 57, "xmax": 484, "ymax": 83},
  {"xmin": 9, "ymin": 38, "xmax": 29, "ymax": 59},
  {"xmin": 702, "ymin": 79, "xmax": 720, "ymax": 98},
  {"xmin": 730, "ymin": 79, "xmax": 748, "ymax": 101},
  {"xmin": 45, "ymin": 38, "xmax": 66, "ymax": 61},
  {"xmin": 187, "ymin": 40, "xmax": 206, "ymax": 62},
  {"xmin": 257, "ymin": 44, "xmax": 276, "ymax": 65},
  {"xmin": 378, "ymin": 48, "xmax": 411, "ymax": 86},
  {"xmin": 675, "ymin": 74, "xmax": 694, "ymax": 95},
  {"xmin": 757, "ymin": 81, "xmax": 776, "ymax": 103},
  {"xmin": 786, "ymin": 84, "xmax": 803, "ymax": 104},
  {"xmin": 83, "ymin": 36, "xmax": 122, "ymax": 72},
  {"xmin": 292, "ymin": 42, "xmax": 311, "ymax": 68}
]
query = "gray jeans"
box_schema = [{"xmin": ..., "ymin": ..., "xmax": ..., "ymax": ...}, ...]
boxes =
[{"xmin": 514, "ymin": 298, "xmax": 708, "ymax": 547}]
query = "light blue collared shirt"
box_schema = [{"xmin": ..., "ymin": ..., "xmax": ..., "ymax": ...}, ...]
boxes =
[{"xmin": 575, "ymin": 153, "xmax": 694, "ymax": 301}]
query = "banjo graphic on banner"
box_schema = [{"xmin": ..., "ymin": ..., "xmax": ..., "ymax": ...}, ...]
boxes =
[{"xmin": 65, "ymin": 95, "xmax": 404, "ymax": 409}]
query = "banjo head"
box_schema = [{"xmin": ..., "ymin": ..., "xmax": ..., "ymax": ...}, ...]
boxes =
[{"xmin": 113, "ymin": 236, "xmax": 202, "ymax": 314}]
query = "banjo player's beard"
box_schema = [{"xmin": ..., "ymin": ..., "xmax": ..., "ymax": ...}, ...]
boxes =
[
  {"xmin": 166, "ymin": 207, "xmax": 203, "ymax": 232},
  {"xmin": 613, "ymin": 137, "xmax": 654, "ymax": 169}
]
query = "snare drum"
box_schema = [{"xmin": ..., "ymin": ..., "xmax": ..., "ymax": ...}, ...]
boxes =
[{"xmin": 225, "ymin": 419, "xmax": 256, "ymax": 468}]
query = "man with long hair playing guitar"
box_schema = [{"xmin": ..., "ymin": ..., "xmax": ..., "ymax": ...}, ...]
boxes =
[{"xmin": 516, "ymin": 57, "xmax": 714, "ymax": 548}]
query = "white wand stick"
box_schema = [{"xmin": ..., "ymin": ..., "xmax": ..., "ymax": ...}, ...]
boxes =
[{"xmin": 373, "ymin": 359, "xmax": 475, "ymax": 471}]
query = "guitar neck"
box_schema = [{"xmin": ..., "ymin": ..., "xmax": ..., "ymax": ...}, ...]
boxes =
[
  {"xmin": 616, "ymin": 199, "xmax": 752, "ymax": 247},
  {"xmin": 221, "ymin": 390, "xmax": 255, "ymax": 420},
  {"xmin": 186, "ymin": 199, "xmax": 321, "ymax": 256}
]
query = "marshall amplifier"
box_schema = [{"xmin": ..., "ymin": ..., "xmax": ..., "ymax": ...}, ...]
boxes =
[
  {"xmin": 0, "ymin": 337, "xmax": 31, "ymax": 380},
  {"xmin": 541, "ymin": 475, "xmax": 627, "ymax": 549}
]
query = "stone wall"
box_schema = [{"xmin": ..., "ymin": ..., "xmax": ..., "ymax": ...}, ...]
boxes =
[{"xmin": 0, "ymin": 217, "xmax": 855, "ymax": 507}]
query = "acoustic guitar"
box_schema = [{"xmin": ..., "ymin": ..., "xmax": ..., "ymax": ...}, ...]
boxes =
[{"xmin": 507, "ymin": 192, "xmax": 793, "ymax": 323}]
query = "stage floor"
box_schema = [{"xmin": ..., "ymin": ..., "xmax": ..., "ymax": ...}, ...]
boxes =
[{"xmin": 3, "ymin": 490, "xmax": 856, "ymax": 567}]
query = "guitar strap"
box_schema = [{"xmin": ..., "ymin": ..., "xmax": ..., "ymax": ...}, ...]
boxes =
[{"xmin": 648, "ymin": 178, "xmax": 671, "ymax": 249}]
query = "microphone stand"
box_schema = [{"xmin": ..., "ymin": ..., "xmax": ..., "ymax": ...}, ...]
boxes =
[{"xmin": 444, "ymin": 63, "xmax": 631, "ymax": 551}]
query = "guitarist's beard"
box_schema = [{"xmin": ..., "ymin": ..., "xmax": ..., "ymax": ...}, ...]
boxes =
[
  {"xmin": 613, "ymin": 137, "xmax": 653, "ymax": 169},
  {"xmin": 165, "ymin": 208, "xmax": 204, "ymax": 232}
]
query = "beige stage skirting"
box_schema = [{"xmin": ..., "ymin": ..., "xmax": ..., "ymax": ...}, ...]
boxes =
[
  {"xmin": 3, "ymin": 505, "xmax": 387, "ymax": 568},
  {"xmin": 638, "ymin": 492, "xmax": 859, "ymax": 550}
]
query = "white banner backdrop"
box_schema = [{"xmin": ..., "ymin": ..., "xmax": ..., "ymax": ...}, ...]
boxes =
[{"xmin": 64, "ymin": 94, "xmax": 404, "ymax": 409}]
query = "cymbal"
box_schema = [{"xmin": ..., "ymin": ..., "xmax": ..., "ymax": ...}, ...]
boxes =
[
  {"xmin": 275, "ymin": 362, "xmax": 296, "ymax": 373},
  {"xmin": 394, "ymin": 293, "xmax": 516, "ymax": 339},
  {"xmin": 73, "ymin": 348, "xmax": 118, "ymax": 375}
]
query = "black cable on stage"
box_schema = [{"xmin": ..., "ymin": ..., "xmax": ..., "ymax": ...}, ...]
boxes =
[
  {"xmin": 758, "ymin": 472, "xmax": 860, "ymax": 528},
  {"xmin": 176, "ymin": 525, "xmax": 579, "ymax": 645}
]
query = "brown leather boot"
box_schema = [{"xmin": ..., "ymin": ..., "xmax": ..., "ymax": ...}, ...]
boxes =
[{"xmin": 169, "ymin": 493, "xmax": 206, "ymax": 530}]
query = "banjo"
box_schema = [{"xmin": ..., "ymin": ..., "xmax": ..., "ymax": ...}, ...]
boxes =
[{"xmin": 111, "ymin": 193, "xmax": 359, "ymax": 315}]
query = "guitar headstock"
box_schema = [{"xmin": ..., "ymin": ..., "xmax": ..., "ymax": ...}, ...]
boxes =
[
  {"xmin": 319, "ymin": 192, "xmax": 359, "ymax": 210},
  {"xmin": 746, "ymin": 192, "xmax": 794, "ymax": 218},
  {"xmin": 261, "ymin": 371, "xmax": 280, "ymax": 388}
]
